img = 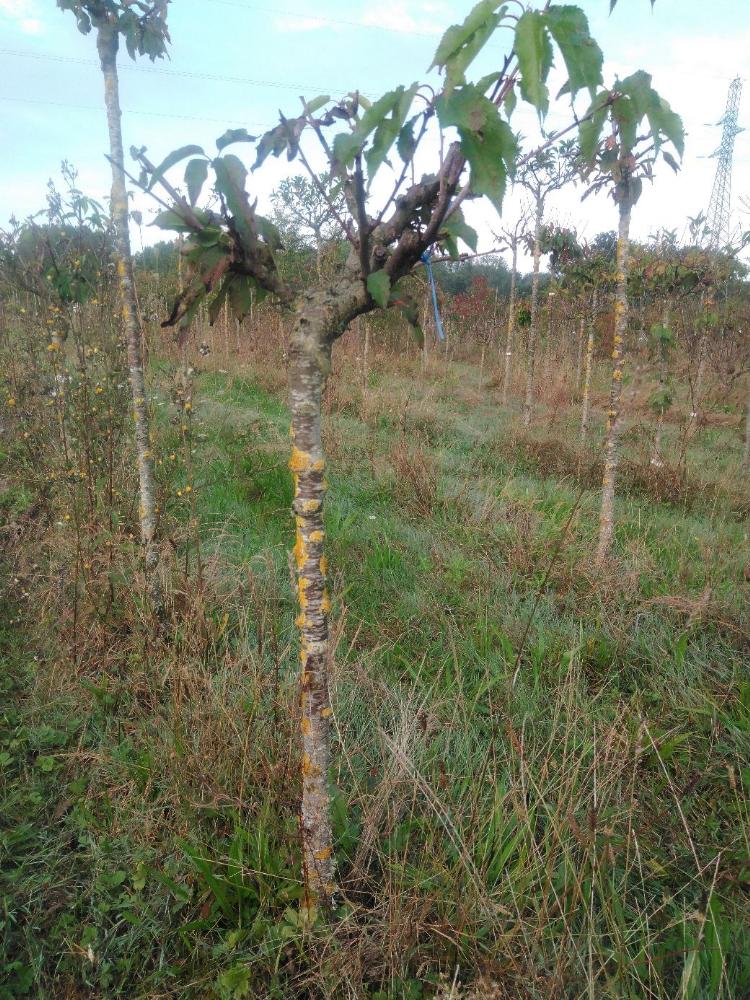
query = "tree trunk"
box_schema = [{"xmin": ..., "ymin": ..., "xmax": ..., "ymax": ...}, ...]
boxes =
[
  {"xmin": 97, "ymin": 24, "xmax": 161, "ymax": 603},
  {"xmin": 575, "ymin": 313, "xmax": 585, "ymax": 393},
  {"xmin": 289, "ymin": 322, "xmax": 335, "ymax": 911},
  {"xmin": 580, "ymin": 318, "xmax": 595, "ymax": 446},
  {"xmin": 596, "ymin": 197, "xmax": 631, "ymax": 564},
  {"xmin": 650, "ymin": 302, "xmax": 670, "ymax": 468},
  {"xmin": 523, "ymin": 201, "xmax": 543, "ymax": 428},
  {"xmin": 691, "ymin": 332, "xmax": 707, "ymax": 421},
  {"xmin": 502, "ymin": 242, "xmax": 517, "ymax": 406}
]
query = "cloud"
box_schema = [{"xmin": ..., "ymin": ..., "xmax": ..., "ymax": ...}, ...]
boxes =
[
  {"xmin": 274, "ymin": 1, "xmax": 452, "ymax": 37},
  {"xmin": 0, "ymin": 0, "xmax": 43, "ymax": 34},
  {"xmin": 358, "ymin": 1, "xmax": 448, "ymax": 36}
]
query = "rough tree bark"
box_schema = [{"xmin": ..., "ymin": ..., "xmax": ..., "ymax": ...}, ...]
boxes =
[
  {"xmin": 502, "ymin": 239, "xmax": 517, "ymax": 406},
  {"xmin": 289, "ymin": 274, "xmax": 366, "ymax": 909},
  {"xmin": 97, "ymin": 23, "xmax": 161, "ymax": 604},
  {"xmin": 580, "ymin": 294, "xmax": 596, "ymax": 446},
  {"xmin": 596, "ymin": 193, "xmax": 632, "ymax": 563},
  {"xmin": 522, "ymin": 199, "xmax": 543, "ymax": 428}
]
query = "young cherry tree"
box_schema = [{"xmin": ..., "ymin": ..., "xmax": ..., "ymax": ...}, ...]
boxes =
[
  {"xmin": 578, "ymin": 71, "xmax": 684, "ymax": 563},
  {"xmin": 135, "ymin": 2, "xmax": 669, "ymax": 909},
  {"xmin": 57, "ymin": 0, "xmax": 170, "ymax": 607},
  {"xmin": 494, "ymin": 207, "xmax": 531, "ymax": 405},
  {"xmin": 517, "ymin": 141, "xmax": 577, "ymax": 427}
]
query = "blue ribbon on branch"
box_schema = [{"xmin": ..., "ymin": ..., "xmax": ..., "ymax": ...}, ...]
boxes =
[{"xmin": 421, "ymin": 247, "xmax": 445, "ymax": 342}]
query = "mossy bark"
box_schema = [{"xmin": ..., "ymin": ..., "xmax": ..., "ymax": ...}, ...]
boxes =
[
  {"xmin": 97, "ymin": 24, "xmax": 161, "ymax": 604},
  {"xmin": 288, "ymin": 277, "xmax": 366, "ymax": 909},
  {"xmin": 596, "ymin": 197, "xmax": 632, "ymax": 563}
]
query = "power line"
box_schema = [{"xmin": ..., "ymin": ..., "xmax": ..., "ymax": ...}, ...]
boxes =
[
  {"xmin": 205, "ymin": 0, "xmax": 440, "ymax": 38},
  {"xmin": 0, "ymin": 47, "xmax": 374, "ymax": 97},
  {"xmin": 0, "ymin": 93, "xmax": 268, "ymax": 127}
]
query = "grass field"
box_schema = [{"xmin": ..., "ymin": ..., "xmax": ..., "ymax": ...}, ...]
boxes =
[{"xmin": 2, "ymin": 343, "xmax": 749, "ymax": 999}]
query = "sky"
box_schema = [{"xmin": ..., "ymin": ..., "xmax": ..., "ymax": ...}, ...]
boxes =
[{"xmin": 1, "ymin": 0, "xmax": 749, "ymax": 268}]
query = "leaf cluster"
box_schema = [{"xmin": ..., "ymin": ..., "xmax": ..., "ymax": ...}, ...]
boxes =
[{"xmin": 56, "ymin": 0, "xmax": 170, "ymax": 60}]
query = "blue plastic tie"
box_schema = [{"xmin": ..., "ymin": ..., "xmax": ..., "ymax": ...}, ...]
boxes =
[{"xmin": 421, "ymin": 248, "xmax": 445, "ymax": 342}]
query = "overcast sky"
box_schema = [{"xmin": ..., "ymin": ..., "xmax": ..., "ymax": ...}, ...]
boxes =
[{"xmin": 1, "ymin": 0, "xmax": 748, "ymax": 268}]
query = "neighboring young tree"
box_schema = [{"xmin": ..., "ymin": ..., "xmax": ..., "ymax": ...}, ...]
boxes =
[
  {"xmin": 517, "ymin": 141, "xmax": 577, "ymax": 427},
  {"xmin": 132, "ymin": 3, "xmax": 676, "ymax": 909},
  {"xmin": 270, "ymin": 173, "xmax": 347, "ymax": 279},
  {"xmin": 57, "ymin": 0, "xmax": 170, "ymax": 607},
  {"xmin": 578, "ymin": 71, "xmax": 684, "ymax": 563},
  {"xmin": 495, "ymin": 210, "xmax": 530, "ymax": 405}
]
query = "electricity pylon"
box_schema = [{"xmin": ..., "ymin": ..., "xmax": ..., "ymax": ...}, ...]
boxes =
[{"xmin": 705, "ymin": 76, "xmax": 743, "ymax": 249}]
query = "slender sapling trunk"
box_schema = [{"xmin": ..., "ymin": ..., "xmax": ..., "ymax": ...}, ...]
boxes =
[
  {"xmin": 97, "ymin": 23, "xmax": 161, "ymax": 603},
  {"xmin": 596, "ymin": 194, "xmax": 632, "ymax": 563}
]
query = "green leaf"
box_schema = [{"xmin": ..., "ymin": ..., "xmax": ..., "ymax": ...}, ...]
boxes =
[
  {"xmin": 545, "ymin": 6, "xmax": 603, "ymax": 97},
  {"xmin": 213, "ymin": 155, "xmax": 257, "ymax": 253},
  {"xmin": 148, "ymin": 145, "xmax": 204, "ymax": 190},
  {"xmin": 442, "ymin": 211, "xmax": 478, "ymax": 253},
  {"xmin": 437, "ymin": 85, "xmax": 517, "ymax": 213},
  {"xmin": 151, "ymin": 209, "xmax": 194, "ymax": 232},
  {"xmin": 227, "ymin": 274, "xmax": 256, "ymax": 321},
  {"xmin": 253, "ymin": 123, "xmax": 290, "ymax": 169},
  {"xmin": 332, "ymin": 131, "xmax": 363, "ymax": 167},
  {"xmin": 208, "ymin": 276, "xmax": 231, "ymax": 325},
  {"xmin": 256, "ymin": 215, "xmax": 284, "ymax": 250},
  {"xmin": 476, "ymin": 71, "xmax": 502, "ymax": 94},
  {"xmin": 216, "ymin": 128, "xmax": 257, "ymax": 151},
  {"xmin": 514, "ymin": 10, "xmax": 553, "ymax": 115},
  {"xmin": 304, "ymin": 95, "xmax": 330, "ymax": 115},
  {"xmin": 433, "ymin": 2, "xmax": 507, "ymax": 94},
  {"xmin": 365, "ymin": 84, "xmax": 418, "ymax": 179},
  {"xmin": 185, "ymin": 158, "xmax": 209, "ymax": 206},
  {"xmin": 662, "ymin": 149, "xmax": 679, "ymax": 173},
  {"xmin": 333, "ymin": 86, "xmax": 417, "ymax": 177},
  {"xmin": 431, "ymin": 1, "xmax": 502, "ymax": 71},
  {"xmin": 367, "ymin": 269, "xmax": 391, "ymax": 308},
  {"xmin": 579, "ymin": 90, "xmax": 609, "ymax": 161},
  {"xmin": 612, "ymin": 92, "xmax": 638, "ymax": 151},
  {"xmin": 397, "ymin": 115, "xmax": 419, "ymax": 163}
]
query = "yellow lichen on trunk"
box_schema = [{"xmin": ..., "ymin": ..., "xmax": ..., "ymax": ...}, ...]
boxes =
[{"xmin": 596, "ymin": 195, "xmax": 632, "ymax": 563}]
